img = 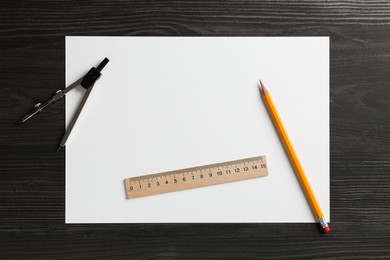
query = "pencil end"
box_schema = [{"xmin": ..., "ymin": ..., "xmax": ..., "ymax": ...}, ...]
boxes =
[
  {"xmin": 258, "ymin": 79, "xmax": 268, "ymax": 95},
  {"xmin": 323, "ymin": 226, "xmax": 331, "ymax": 233},
  {"xmin": 319, "ymin": 217, "xmax": 330, "ymax": 233}
]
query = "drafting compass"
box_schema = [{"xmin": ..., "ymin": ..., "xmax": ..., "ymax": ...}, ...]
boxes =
[{"xmin": 19, "ymin": 58, "xmax": 109, "ymax": 151}]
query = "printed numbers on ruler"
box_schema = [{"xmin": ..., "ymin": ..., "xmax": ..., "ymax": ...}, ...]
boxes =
[{"xmin": 124, "ymin": 155, "xmax": 268, "ymax": 199}]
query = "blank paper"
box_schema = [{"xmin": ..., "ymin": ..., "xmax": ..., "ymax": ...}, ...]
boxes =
[{"xmin": 65, "ymin": 37, "xmax": 329, "ymax": 223}]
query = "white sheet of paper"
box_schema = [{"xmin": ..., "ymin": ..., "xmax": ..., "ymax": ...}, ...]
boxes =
[{"xmin": 65, "ymin": 36, "xmax": 329, "ymax": 223}]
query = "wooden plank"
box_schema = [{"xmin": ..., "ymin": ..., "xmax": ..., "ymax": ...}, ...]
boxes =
[{"xmin": 1, "ymin": 0, "xmax": 390, "ymax": 258}]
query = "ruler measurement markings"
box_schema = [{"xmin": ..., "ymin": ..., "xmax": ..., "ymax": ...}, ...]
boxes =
[{"xmin": 124, "ymin": 155, "xmax": 268, "ymax": 199}]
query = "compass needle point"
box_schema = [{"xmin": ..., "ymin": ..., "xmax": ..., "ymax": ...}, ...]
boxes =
[{"xmin": 18, "ymin": 58, "xmax": 110, "ymax": 150}]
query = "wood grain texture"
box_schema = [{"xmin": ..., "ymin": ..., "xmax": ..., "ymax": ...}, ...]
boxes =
[{"xmin": 1, "ymin": 0, "xmax": 390, "ymax": 258}]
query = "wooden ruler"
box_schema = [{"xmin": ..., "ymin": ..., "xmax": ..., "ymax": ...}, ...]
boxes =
[{"xmin": 124, "ymin": 155, "xmax": 268, "ymax": 199}]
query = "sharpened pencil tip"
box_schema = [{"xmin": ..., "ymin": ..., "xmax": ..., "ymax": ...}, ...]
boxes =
[
  {"xmin": 57, "ymin": 146, "xmax": 63, "ymax": 153},
  {"xmin": 258, "ymin": 79, "xmax": 267, "ymax": 94}
]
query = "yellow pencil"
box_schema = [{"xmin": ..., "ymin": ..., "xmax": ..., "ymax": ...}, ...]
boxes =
[{"xmin": 259, "ymin": 80, "xmax": 330, "ymax": 233}]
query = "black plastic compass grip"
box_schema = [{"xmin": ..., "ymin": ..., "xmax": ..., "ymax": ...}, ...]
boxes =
[{"xmin": 81, "ymin": 58, "xmax": 109, "ymax": 89}]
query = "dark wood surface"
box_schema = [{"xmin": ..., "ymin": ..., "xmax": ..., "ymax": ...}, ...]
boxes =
[{"xmin": 1, "ymin": 0, "xmax": 390, "ymax": 258}]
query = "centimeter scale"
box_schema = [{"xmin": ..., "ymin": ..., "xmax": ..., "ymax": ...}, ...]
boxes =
[{"xmin": 124, "ymin": 155, "xmax": 268, "ymax": 199}]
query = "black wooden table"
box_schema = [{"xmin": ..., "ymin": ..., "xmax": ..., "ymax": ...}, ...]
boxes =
[{"xmin": 1, "ymin": 1, "xmax": 390, "ymax": 258}]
